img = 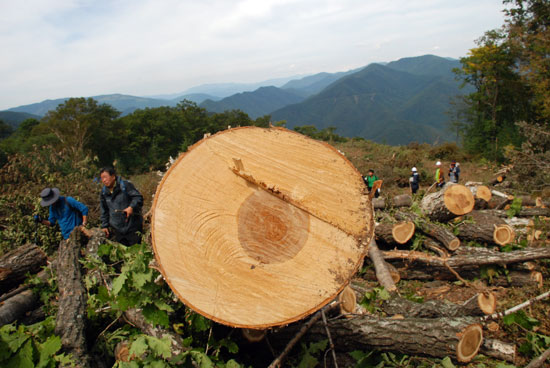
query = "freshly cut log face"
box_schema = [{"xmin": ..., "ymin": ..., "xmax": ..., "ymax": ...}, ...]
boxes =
[
  {"xmin": 392, "ymin": 221, "xmax": 415, "ymax": 244},
  {"xmin": 444, "ymin": 184, "xmax": 475, "ymax": 216},
  {"xmin": 152, "ymin": 127, "xmax": 372, "ymax": 328}
]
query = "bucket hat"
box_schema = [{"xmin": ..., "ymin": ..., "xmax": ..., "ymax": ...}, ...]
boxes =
[{"xmin": 40, "ymin": 187, "xmax": 60, "ymax": 207}]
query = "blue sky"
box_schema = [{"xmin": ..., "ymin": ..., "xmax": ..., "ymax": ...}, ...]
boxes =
[{"xmin": 0, "ymin": 0, "xmax": 506, "ymax": 110}]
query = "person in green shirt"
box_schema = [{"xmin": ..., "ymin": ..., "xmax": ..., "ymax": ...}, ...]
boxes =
[{"xmin": 363, "ymin": 169, "xmax": 380, "ymax": 198}]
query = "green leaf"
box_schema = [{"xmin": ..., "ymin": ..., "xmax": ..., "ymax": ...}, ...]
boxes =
[
  {"xmin": 297, "ymin": 353, "xmax": 318, "ymax": 368},
  {"xmin": 37, "ymin": 336, "xmax": 62, "ymax": 368},
  {"xmin": 146, "ymin": 336, "xmax": 172, "ymax": 359},
  {"xmin": 440, "ymin": 356, "xmax": 456, "ymax": 368},
  {"xmin": 495, "ymin": 363, "xmax": 517, "ymax": 368},
  {"xmin": 142, "ymin": 305, "xmax": 169, "ymax": 328},
  {"xmin": 111, "ymin": 272, "xmax": 128, "ymax": 295},
  {"xmin": 148, "ymin": 361, "xmax": 169, "ymax": 368},
  {"xmin": 502, "ymin": 311, "xmax": 539, "ymax": 330},
  {"xmin": 189, "ymin": 350, "xmax": 214, "ymax": 368},
  {"xmin": 132, "ymin": 269, "xmax": 153, "ymax": 289},
  {"xmin": 128, "ymin": 336, "xmax": 148, "ymax": 358},
  {"xmin": 0, "ymin": 325, "xmax": 29, "ymax": 353},
  {"xmin": 225, "ymin": 359, "xmax": 242, "ymax": 368},
  {"xmin": 6, "ymin": 340, "xmax": 34, "ymax": 368}
]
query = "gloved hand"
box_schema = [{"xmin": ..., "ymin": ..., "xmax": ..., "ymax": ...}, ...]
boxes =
[{"xmin": 33, "ymin": 214, "xmax": 42, "ymax": 223}]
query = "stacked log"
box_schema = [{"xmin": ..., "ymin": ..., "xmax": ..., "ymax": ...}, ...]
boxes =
[
  {"xmin": 421, "ymin": 184, "xmax": 475, "ymax": 222},
  {"xmin": 0, "ymin": 243, "xmax": 47, "ymax": 293},
  {"xmin": 396, "ymin": 212, "xmax": 460, "ymax": 251},
  {"xmin": 375, "ymin": 221, "xmax": 415, "ymax": 245}
]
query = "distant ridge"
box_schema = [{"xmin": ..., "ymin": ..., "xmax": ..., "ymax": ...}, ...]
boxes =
[
  {"xmin": 0, "ymin": 111, "xmax": 41, "ymax": 128},
  {"xmin": 270, "ymin": 55, "xmax": 465, "ymax": 145}
]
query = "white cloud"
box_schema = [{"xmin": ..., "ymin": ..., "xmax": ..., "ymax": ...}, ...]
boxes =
[{"xmin": 0, "ymin": 0, "xmax": 506, "ymax": 109}]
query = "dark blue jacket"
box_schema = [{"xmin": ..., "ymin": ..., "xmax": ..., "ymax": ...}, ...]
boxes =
[
  {"xmin": 48, "ymin": 196, "xmax": 89, "ymax": 239},
  {"xmin": 100, "ymin": 177, "xmax": 143, "ymax": 235}
]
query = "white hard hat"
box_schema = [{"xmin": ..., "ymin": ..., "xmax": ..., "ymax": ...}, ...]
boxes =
[
  {"xmin": 411, "ymin": 167, "xmax": 417, "ymax": 172},
  {"xmin": 436, "ymin": 161, "xmax": 441, "ymax": 166}
]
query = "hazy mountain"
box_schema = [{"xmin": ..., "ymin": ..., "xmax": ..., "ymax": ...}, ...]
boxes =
[
  {"xmin": 179, "ymin": 75, "xmax": 308, "ymax": 98},
  {"xmin": 0, "ymin": 111, "xmax": 42, "ymax": 128},
  {"xmin": 170, "ymin": 93, "xmax": 221, "ymax": 104},
  {"xmin": 200, "ymin": 86, "xmax": 306, "ymax": 119},
  {"xmin": 280, "ymin": 68, "xmax": 361, "ymax": 96},
  {"xmin": 7, "ymin": 94, "xmax": 179, "ymax": 117},
  {"xmin": 270, "ymin": 55, "xmax": 465, "ymax": 145}
]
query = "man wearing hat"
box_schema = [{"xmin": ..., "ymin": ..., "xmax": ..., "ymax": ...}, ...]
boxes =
[
  {"xmin": 449, "ymin": 161, "xmax": 459, "ymax": 183},
  {"xmin": 36, "ymin": 188, "xmax": 89, "ymax": 239},
  {"xmin": 409, "ymin": 167, "xmax": 420, "ymax": 194}
]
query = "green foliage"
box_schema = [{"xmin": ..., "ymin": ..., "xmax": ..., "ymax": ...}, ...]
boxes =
[
  {"xmin": 359, "ymin": 287, "xmax": 391, "ymax": 313},
  {"xmin": 293, "ymin": 125, "xmax": 348, "ymax": 143},
  {"xmin": 0, "ymin": 317, "xmax": 73, "ymax": 367},
  {"xmin": 506, "ymin": 197, "xmax": 523, "ymax": 218},
  {"xmin": 294, "ymin": 340, "xmax": 328, "ymax": 368},
  {"xmin": 502, "ymin": 310, "xmax": 550, "ymax": 358}
]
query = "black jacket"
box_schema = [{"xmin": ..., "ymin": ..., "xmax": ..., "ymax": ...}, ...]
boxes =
[{"xmin": 100, "ymin": 177, "xmax": 143, "ymax": 235}]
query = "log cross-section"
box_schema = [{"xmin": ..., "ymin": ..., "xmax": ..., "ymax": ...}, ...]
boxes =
[{"xmin": 152, "ymin": 127, "xmax": 373, "ymax": 328}]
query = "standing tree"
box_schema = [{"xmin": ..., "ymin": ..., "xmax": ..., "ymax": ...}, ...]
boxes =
[{"xmin": 42, "ymin": 98, "xmax": 120, "ymax": 164}]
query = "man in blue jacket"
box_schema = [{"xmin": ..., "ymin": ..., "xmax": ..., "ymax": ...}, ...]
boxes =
[
  {"xmin": 99, "ymin": 167, "xmax": 143, "ymax": 246},
  {"xmin": 36, "ymin": 187, "xmax": 89, "ymax": 239}
]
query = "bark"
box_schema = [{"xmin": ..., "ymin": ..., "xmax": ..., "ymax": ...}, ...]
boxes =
[
  {"xmin": 0, "ymin": 243, "xmax": 47, "ymax": 293},
  {"xmin": 455, "ymin": 211, "xmax": 506, "ymax": 244},
  {"xmin": 379, "ymin": 292, "xmax": 495, "ymax": 318},
  {"xmin": 526, "ymin": 347, "xmax": 550, "ymax": 368},
  {"xmin": 420, "ymin": 184, "xmax": 475, "ymax": 222},
  {"xmin": 275, "ymin": 315, "xmax": 483, "ymax": 363},
  {"xmin": 396, "ymin": 212, "xmax": 460, "ymax": 251},
  {"xmin": 484, "ymin": 208, "xmax": 550, "ymax": 218},
  {"xmin": 367, "ymin": 240, "xmax": 397, "ymax": 292},
  {"xmin": 392, "ymin": 194, "xmax": 412, "ymax": 208},
  {"xmin": 55, "ymin": 231, "xmax": 91, "ymax": 368},
  {"xmin": 489, "ymin": 175, "xmax": 506, "ymax": 186},
  {"xmin": 382, "ymin": 246, "xmax": 550, "ymax": 270},
  {"xmin": 492, "ymin": 271, "xmax": 543, "ymax": 289},
  {"xmin": 372, "ymin": 197, "xmax": 386, "ymax": 210},
  {"xmin": 481, "ymin": 339, "xmax": 516, "ymax": 363},
  {"xmin": 517, "ymin": 195, "xmax": 538, "ymax": 207},
  {"xmin": 0, "ymin": 289, "xmax": 38, "ymax": 326}
]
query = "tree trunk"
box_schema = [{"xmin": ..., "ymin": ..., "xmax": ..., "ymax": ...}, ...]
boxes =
[
  {"xmin": 380, "ymin": 292, "xmax": 495, "ymax": 318},
  {"xmin": 55, "ymin": 231, "xmax": 91, "ymax": 368},
  {"xmin": 0, "ymin": 243, "xmax": 47, "ymax": 293},
  {"xmin": 392, "ymin": 194, "xmax": 412, "ymax": 208},
  {"xmin": 492, "ymin": 271, "xmax": 543, "ymax": 289},
  {"xmin": 484, "ymin": 208, "xmax": 550, "ymax": 217},
  {"xmin": 481, "ymin": 339, "xmax": 516, "ymax": 363},
  {"xmin": 455, "ymin": 211, "xmax": 506, "ymax": 244},
  {"xmin": 382, "ymin": 246, "xmax": 550, "ymax": 270},
  {"xmin": 0, "ymin": 289, "xmax": 38, "ymax": 327},
  {"xmin": 396, "ymin": 212, "xmax": 460, "ymax": 251},
  {"xmin": 276, "ymin": 315, "xmax": 483, "ymax": 363},
  {"xmin": 420, "ymin": 184, "xmax": 475, "ymax": 222},
  {"xmin": 489, "ymin": 175, "xmax": 506, "ymax": 186},
  {"xmin": 372, "ymin": 197, "xmax": 386, "ymax": 209},
  {"xmin": 375, "ymin": 221, "xmax": 415, "ymax": 245},
  {"xmin": 367, "ymin": 239, "xmax": 397, "ymax": 292}
]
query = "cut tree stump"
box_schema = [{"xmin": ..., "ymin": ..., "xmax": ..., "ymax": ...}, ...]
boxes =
[
  {"xmin": 276, "ymin": 315, "xmax": 483, "ymax": 363},
  {"xmin": 0, "ymin": 243, "xmax": 47, "ymax": 293},
  {"xmin": 55, "ymin": 231, "xmax": 91, "ymax": 368},
  {"xmin": 151, "ymin": 127, "xmax": 373, "ymax": 328},
  {"xmin": 375, "ymin": 221, "xmax": 415, "ymax": 245},
  {"xmin": 455, "ymin": 211, "xmax": 507, "ymax": 244},
  {"xmin": 420, "ymin": 184, "xmax": 475, "ymax": 222},
  {"xmin": 493, "ymin": 224, "xmax": 515, "ymax": 246},
  {"xmin": 396, "ymin": 212, "xmax": 460, "ymax": 251}
]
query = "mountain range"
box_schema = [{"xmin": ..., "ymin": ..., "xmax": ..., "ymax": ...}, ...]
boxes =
[{"xmin": 2, "ymin": 55, "xmax": 467, "ymax": 145}]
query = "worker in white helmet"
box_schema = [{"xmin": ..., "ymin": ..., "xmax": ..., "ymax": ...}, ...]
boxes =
[
  {"xmin": 435, "ymin": 161, "xmax": 445, "ymax": 189},
  {"xmin": 410, "ymin": 167, "xmax": 420, "ymax": 194}
]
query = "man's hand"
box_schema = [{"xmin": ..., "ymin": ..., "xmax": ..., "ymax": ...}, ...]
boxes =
[
  {"xmin": 123, "ymin": 206, "xmax": 133, "ymax": 219},
  {"xmin": 102, "ymin": 228, "xmax": 110, "ymax": 237},
  {"xmin": 33, "ymin": 214, "xmax": 42, "ymax": 223}
]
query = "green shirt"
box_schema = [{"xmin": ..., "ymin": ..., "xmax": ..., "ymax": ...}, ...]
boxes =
[{"xmin": 365, "ymin": 174, "xmax": 378, "ymax": 188}]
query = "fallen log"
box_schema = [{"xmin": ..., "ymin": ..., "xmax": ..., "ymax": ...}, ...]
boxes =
[
  {"xmin": 492, "ymin": 271, "xmax": 543, "ymax": 289},
  {"xmin": 493, "ymin": 224, "xmax": 515, "ymax": 246},
  {"xmin": 391, "ymin": 194, "xmax": 412, "ymax": 208},
  {"xmin": 367, "ymin": 240, "xmax": 397, "ymax": 292},
  {"xmin": 420, "ymin": 184, "xmax": 475, "ymax": 222},
  {"xmin": 481, "ymin": 339, "xmax": 516, "ymax": 363},
  {"xmin": 55, "ymin": 231, "xmax": 91, "ymax": 368},
  {"xmin": 455, "ymin": 211, "xmax": 506, "ymax": 244},
  {"xmin": 395, "ymin": 212, "xmax": 460, "ymax": 251},
  {"xmin": 489, "ymin": 175, "xmax": 506, "ymax": 186},
  {"xmin": 484, "ymin": 207, "xmax": 550, "ymax": 218},
  {"xmin": 0, "ymin": 289, "xmax": 38, "ymax": 327},
  {"xmin": 275, "ymin": 315, "xmax": 484, "ymax": 363},
  {"xmin": 374, "ymin": 221, "xmax": 415, "ymax": 245},
  {"xmin": 526, "ymin": 347, "xmax": 550, "ymax": 368},
  {"xmin": 380, "ymin": 292, "xmax": 496, "ymax": 318},
  {"xmin": 0, "ymin": 243, "xmax": 47, "ymax": 293},
  {"xmin": 382, "ymin": 246, "xmax": 550, "ymax": 270},
  {"xmin": 372, "ymin": 197, "xmax": 386, "ymax": 210}
]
